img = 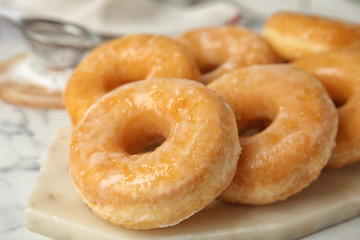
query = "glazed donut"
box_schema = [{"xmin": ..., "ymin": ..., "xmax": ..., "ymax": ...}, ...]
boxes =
[
  {"xmin": 208, "ymin": 65, "xmax": 338, "ymax": 204},
  {"xmin": 177, "ymin": 26, "xmax": 278, "ymax": 84},
  {"xmin": 261, "ymin": 11, "xmax": 360, "ymax": 61},
  {"xmin": 69, "ymin": 78, "xmax": 241, "ymax": 229},
  {"xmin": 64, "ymin": 34, "xmax": 201, "ymax": 124},
  {"xmin": 292, "ymin": 50, "xmax": 360, "ymax": 168}
]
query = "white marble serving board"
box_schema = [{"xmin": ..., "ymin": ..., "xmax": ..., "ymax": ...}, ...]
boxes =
[{"xmin": 25, "ymin": 127, "xmax": 360, "ymax": 240}]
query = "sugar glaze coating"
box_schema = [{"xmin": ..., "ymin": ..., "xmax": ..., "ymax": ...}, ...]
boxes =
[
  {"xmin": 64, "ymin": 34, "xmax": 201, "ymax": 124},
  {"xmin": 293, "ymin": 50, "xmax": 360, "ymax": 168},
  {"xmin": 69, "ymin": 78, "xmax": 241, "ymax": 229},
  {"xmin": 261, "ymin": 11, "xmax": 360, "ymax": 60},
  {"xmin": 178, "ymin": 26, "xmax": 278, "ymax": 84},
  {"xmin": 208, "ymin": 65, "xmax": 338, "ymax": 204}
]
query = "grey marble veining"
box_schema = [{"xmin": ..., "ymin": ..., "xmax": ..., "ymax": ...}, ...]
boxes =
[
  {"xmin": 1, "ymin": 68, "xmax": 360, "ymax": 240},
  {"xmin": 1, "ymin": 1, "xmax": 360, "ymax": 239},
  {"xmin": 25, "ymin": 128, "xmax": 360, "ymax": 240},
  {"xmin": 0, "ymin": 101, "xmax": 70, "ymax": 239}
]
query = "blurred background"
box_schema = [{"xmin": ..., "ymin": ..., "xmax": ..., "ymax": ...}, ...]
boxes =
[
  {"xmin": 0, "ymin": 1, "xmax": 360, "ymax": 239},
  {"xmin": 1, "ymin": 0, "xmax": 360, "ymax": 34},
  {"xmin": 1, "ymin": 0, "xmax": 359, "ymax": 66}
]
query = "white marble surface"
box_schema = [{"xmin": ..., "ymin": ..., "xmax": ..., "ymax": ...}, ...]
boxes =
[
  {"xmin": 0, "ymin": 15, "xmax": 71, "ymax": 239},
  {"xmin": 25, "ymin": 128, "xmax": 360, "ymax": 240},
  {"xmin": 0, "ymin": 102, "xmax": 71, "ymax": 240},
  {"xmin": 1, "ymin": 67, "xmax": 360, "ymax": 239},
  {"xmin": 1, "ymin": 89, "xmax": 360, "ymax": 240},
  {"xmin": 1, "ymin": 77, "xmax": 360, "ymax": 240},
  {"xmin": 1, "ymin": 1, "xmax": 360, "ymax": 239}
]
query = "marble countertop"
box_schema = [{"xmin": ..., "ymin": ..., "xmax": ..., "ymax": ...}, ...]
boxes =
[
  {"xmin": 0, "ymin": 17, "xmax": 71, "ymax": 239},
  {"xmin": 1, "ymin": 2, "xmax": 360, "ymax": 239},
  {"xmin": 2, "ymin": 93, "xmax": 360, "ymax": 240},
  {"xmin": 0, "ymin": 101, "xmax": 71, "ymax": 240}
]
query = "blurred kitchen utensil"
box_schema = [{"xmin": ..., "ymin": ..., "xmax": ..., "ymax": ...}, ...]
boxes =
[
  {"xmin": 0, "ymin": 15, "xmax": 109, "ymax": 69},
  {"xmin": 19, "ymin": 17, "xmax": 101, "ymax": 69}
]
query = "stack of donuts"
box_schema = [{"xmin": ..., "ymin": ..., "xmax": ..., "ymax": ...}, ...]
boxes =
[{"xmin": 63, "ymin": 11, "xmax": 360, "ymax": 230}]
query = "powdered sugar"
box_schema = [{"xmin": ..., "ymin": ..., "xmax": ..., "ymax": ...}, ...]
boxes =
[{"xmin": 1, "ymin": 55, "xmax": 72, "ymax": 92}]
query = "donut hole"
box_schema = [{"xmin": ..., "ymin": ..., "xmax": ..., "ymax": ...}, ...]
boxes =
[
  {"xmin": 326, "ymin": 88, "xmax": 351, "ymax": 108},
  {"xmin": 326, "ymin": 88, "xmax": 350, "ymax": 108},
  {"xmin": 122, "ymin": 129, "xmax": 168, "ymax": 155},
  {"xmin": 201, "ymin": 63, "xmax": 220, "ymax": 75},
  {"xmin": 233, "ymin": 97, "xmax": 277, "ymax": 138},
  {"xmin": 135, "ymin": 136, "xmax": 166, "ymax": 154},
  {"xmin": 237, "ymin": 117, "xmax": 272, "ymax": 137},
  {"xmin": 334, "ymin": 98, "xmax": 346, "ymax": 108},
  {"xmin": 103, "ymin": 76, "xmax": 136, "ymax": 92},
  {"xmin": 119, "ymin": 112, "xmax": 170, "ymax": 155},
  {"xmin": 317, "ymin": 76, "xmax": 352, "ymax": 109}
]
